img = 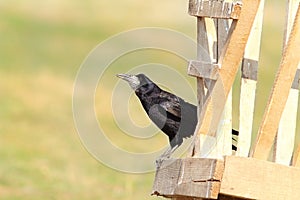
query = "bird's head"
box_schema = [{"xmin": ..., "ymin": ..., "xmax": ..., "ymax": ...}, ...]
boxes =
[{"xmin": 117, "ymin": 73, "xmax": 155, "ymax": 92}]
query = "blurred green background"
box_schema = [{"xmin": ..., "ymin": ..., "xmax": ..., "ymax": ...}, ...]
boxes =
[{"xmin": 1, "ymin": 0, "xmax": 297, "ymax": 199}]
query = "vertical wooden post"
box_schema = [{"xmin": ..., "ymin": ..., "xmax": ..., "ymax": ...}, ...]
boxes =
[
  {"xmin": 236, "ymin": 0, "xmax": 265, "ymax": 157},
  {"xmin": 273, "ymin": 0, "xmax": 300, "ymax": 165},
  {"xmin": 191, "ymin": 17, "xmax": 214, "ymax": 158},
  {"xmin": 193, "ymin": 0, "xmax": 261, "ymax": 158},
  {"xmin": 215, "ymin": 9, "xmax": 232, "ymax": 157}
]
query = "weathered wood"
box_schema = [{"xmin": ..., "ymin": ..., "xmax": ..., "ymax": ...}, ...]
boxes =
[
  {"xmin": 192, "ymin": 0, "xmax": 261, "ymax": 157},
  {"xmin": 197, "ymin": 17, "xmax": 211, "ymax": 109},
  {"xmin": 189, "ymin": 0, "xmax": 242, "ymax": 19},
  {"xmin": 251, "ymin": 5, "xmax": 300, "ymax": 160},
  {"xmin": 241, "ymin": 58, "xmax": 259, "ymax": 80},
  {"xmin": 220, "ymin": 156, "xmax": 300, "ymax": 199},
  {"xmin": 215, "ymin": 17, "xmax": 232, "ymax": 157},
  {"xmin": 274, "ymin": 0, "xmax": 300, "ymax": 166},
  {"xmin": 189, "ymin": 16, "xmax": 219, "ymax": 158},
  {"xmin": 188, "ymin": 17, "xmax": 211, "ymax": 158},
  {"xmin": 152, "ymin": 158, "xmax": 224, "ymax": 199},
  {"xmin": 236, "ymin": 0, "xmax": 265, "ymax": 157},
  {"xmin": 188, "ymin": 60, "xmax": 219, "ymax": 80},
  {"xmin": 153, "ymin": 157, "xmax": 300, "ymax": 199},
  {"xmin": 152, "ymin": 159, "xmax": 182, "ymax": 197}
]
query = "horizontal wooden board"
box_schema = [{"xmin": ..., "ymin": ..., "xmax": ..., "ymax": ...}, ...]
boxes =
[
  {"xmin": 152, "ymin": 158, "xmax": 224, "ymax": 199},
  {"xmin": 189, "ymin": 0, "xmax": 242, "ymax": 19},
  {"xmin": 188, "ymin": 60, "xmax": 219, "ymax": 80},
  {"xmin": 220, "ymin": 156, "xmax": 300, "ymax": 199}
]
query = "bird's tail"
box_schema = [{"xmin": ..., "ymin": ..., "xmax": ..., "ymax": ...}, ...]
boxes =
[{"xmin": 232, "ymin": 129, "xmax": 239, "ymax": 151}]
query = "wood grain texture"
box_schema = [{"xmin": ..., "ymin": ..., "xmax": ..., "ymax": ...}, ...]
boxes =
[
  {"xmin": 193, "ymin": 0, "xmax": 261, "ymax": 157},
  {"xmin": 252, "ymin": 5, "xmax": 300, "ymax": 160},
  {"xmin": 215, "ymin": 18, "xmax": 232, "ymax": 157},
  {"xmin": 274, "ymin": 89, "xmax": 298, "ymax": 165},
  {"xmin": 188, "ymin": 17, "xmax": 211, "ymax": 158},
  {"xmin": 236, "ymin": 79, "xmax": 257, "ymax": 157},
  {"xmin": 220, "ymin": 156, "xmax": 300, "ymax": 199},
  {"xmin": 274, "ymin": 0, "xmax": 300, "ymax": 166},
  {"xmin": 189, "ymin": 0, "xmax": 242, "ymax": 19},
  {"xmin": 152, "ymin": 158, "xmax": 224, "ymax": 199},
  {"xmin": 188, "ymin": 60, "xmax": 219, "ymax": 80},
  {"xmin": 236, "ymin": 0, "xmax": 265, "ymax": 157}
]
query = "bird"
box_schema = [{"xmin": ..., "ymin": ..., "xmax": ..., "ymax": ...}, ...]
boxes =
[{"xmin": 117, "ymin": 73, "xmax": 238, "ymax": 167}]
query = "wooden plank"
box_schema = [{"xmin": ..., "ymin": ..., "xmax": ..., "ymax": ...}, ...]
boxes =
[
  {"xmin": 189, "ymin": 16, "xmax": 218, "ymax": 158},
  {"xmin": 215, "ymin": 17, "xmax": 232, "ymax": 157},
  {"xmin": 293, "ymin": 143, "xmax": 300, "ymax": 167},
  {"xmin": 199, "ymin": 17, "xmax": 218, "ymax": 157},
  {"xmin": 216, "ymin": 89, "xmax": 232, "ymax": 156},
  {"xmin": 197, "ymin": 17, "xmax": 211, "ymax": 109},
  {"xmin": 189, "ymin": 0, "xmax": 242, "ymax": 19},
  {"xmin": 173, "ymin": 180, "xmax": 219, "ymax": 199},
  {"xmin": 274, "ymin": 89, "xmax": 298, "ymax": 164},
  {"xmin": 152, "ymin": 158, "xmax": 225, "ymax": 199},
  {"xmin": 220, "ymin": 156, "xmax": 300, "ymax": 199},
  {"xmin": 236, "ymin": 0, "xmax": 265, "ymax": 157},
  {"xmin": 191, "ymin": 0, "xmax": 261, "ymax": 157},
  {"xmin": 283, "ymin": 0, "xmax": 300, "ymax": 45},
  {"xmin": 188, "ymin": 17, "xmax": 210, "ymax": 158},
  {"xmin": 251, "ymin": 5, "xmax": 300, "ymax": 160},
  {"xmin": 274, "ymin": 0, "xmax": 300, "ymax": 165},
  {"xmin": 188, "ymin": 60, "xmax": 219, "ymax": 80},
  {"xmin": 152, "ymin": 159, "xmax": 182, "ymax": 196}
]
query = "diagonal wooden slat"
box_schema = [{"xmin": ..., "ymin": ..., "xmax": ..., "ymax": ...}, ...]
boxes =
[
  {"xmin": 215, "ymin": 16, "xmax": 232, "ymax": 157},
  {"xmin": 251, "ymin": 4, "xmax": 300, "ymax": 160},
  {"xmin": 273, "ymin": 0, "xmax": 300, "ymax": 166},
  {"xmin": 191, "ymin": 0, "xmax": 261, "ymax": 157}
]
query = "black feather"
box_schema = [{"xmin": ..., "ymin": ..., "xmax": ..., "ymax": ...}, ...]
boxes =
[{"xmin": 118, "ymin": 73, "xmax": 239, "ymax": 150}]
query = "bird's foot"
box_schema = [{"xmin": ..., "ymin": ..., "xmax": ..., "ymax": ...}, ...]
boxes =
[
  {"xmin": 155, "ymin": 154, "xmax": 171, "ymax": 169},
  {"xmin": 155, "ymin": 157, "xmax": 164, "ymax": 169},
  {"xmin": 155, "ymin": 146, "xmax": 177, "ymax": 169},
  {"xmin": 155, "ymin": 145, "xmax": 180, "ymax": 170}
]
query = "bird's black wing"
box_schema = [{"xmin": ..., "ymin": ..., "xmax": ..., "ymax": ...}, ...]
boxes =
[
  {"xmin": 158, "ymin": 91, "xmax": 181, "ymax": 120},
  {"xmin": 158, "ymin": 90, "xmax": 198, "ymax": 145}
]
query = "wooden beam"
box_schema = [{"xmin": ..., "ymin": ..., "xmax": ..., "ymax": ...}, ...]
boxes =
[
  {"xmin": 153, "ymin": 157, "xmax": 300, "ymax": 199},
  {"xmin": 220, "ymin": 156, "xmax": 300, "ymax": 199},
  {"xmin": 251, "ymin": 5, "xmax": 300, "ymax": 160},
  {"xmin": 273, "ymin": 0, "xmax": 300, "ymax": 166},
  {"xmin": 236, "ymin": 0, "xmax": 265, "ymax": 157},
  {"xmin": 152, "ymin": 158, "xmax": 224, "ymax": 199},
  {"xmin": 189, "ymin": 0, "xmax": 242, "ymax": 19},
  {"xmin": 187, "ymin": 17, "xmax": 211, "ymax": 158},
  {"xmin": 215, "ymin": 16, "xmax": 232, "ymax": 157},
  {"xmin": 191, "ymin": 0, "xmax": 261, "ymax": 157},
  {"xmin": 188, "ymin": 60, "xmax": 219, "ymax": 80}
]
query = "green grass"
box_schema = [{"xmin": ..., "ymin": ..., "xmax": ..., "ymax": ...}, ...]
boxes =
[{"xmin": 0, "ymin": 0, "xmax": 297, "ymax": 199}]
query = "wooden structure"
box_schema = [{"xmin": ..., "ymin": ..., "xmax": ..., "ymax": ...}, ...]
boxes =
[{"xmin": 152, "ymin": 0, "xmax": 300, "ymax": 199}]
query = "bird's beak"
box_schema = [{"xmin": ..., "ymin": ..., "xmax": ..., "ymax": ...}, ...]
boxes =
[{"xmin": 116, "ymin": 74, "xmax": 140, "ymax": 90}]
